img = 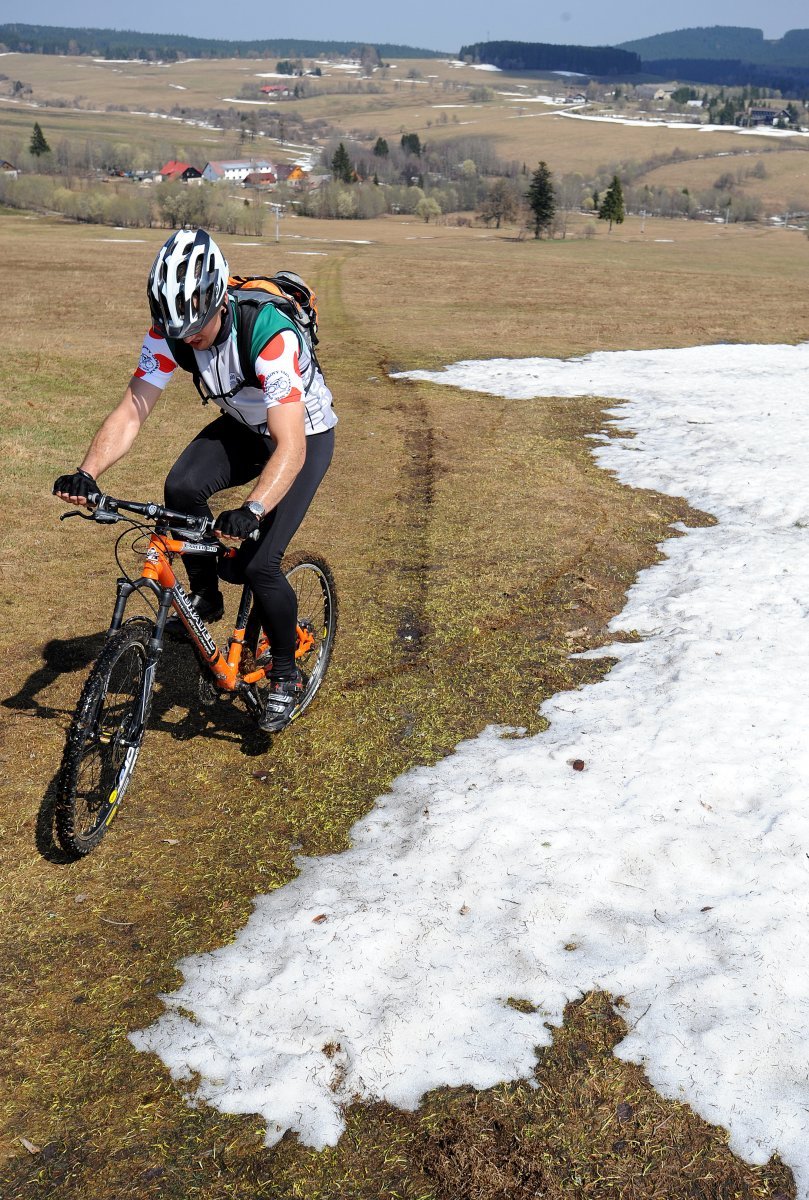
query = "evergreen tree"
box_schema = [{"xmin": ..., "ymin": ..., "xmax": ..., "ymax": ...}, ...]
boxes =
[
  {"xmin": 373, "ymin": 136, "xmax": 389, "ymax": 157},
  {"xmin": 400, "ymin": 132, "xmax": 421, "ymax": 157},
  {"xmin": 29, "ymin": 121, "xmax": 50, "ymax": 157},
  {"xmin": 598, "ymin": 174, "xmax": 625, "ymax": 231},
  {"xmin": 526, "ymin": 160, "xmax": 555, "ymax": 239},
  {"xmin": 331, "ymin": 142, "xmax": 353, "ymax": 184}
]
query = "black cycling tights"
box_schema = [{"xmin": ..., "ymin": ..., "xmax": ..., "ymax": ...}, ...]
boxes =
[{"xmin": 165, "ymin": 415, "xmax": 334, "ymax": 677}]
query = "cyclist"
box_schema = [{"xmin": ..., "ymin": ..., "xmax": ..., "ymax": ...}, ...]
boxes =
[{"xmin": 53, "ymin": 228, "xmax": 337, "ymax": 732}]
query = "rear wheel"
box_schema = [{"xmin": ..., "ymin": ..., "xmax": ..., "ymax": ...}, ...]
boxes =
[
  {"xmin": 283, "ymin": 552, "xmax": 338, "ymax": 717},
  {"xmin": 55, "ymin": 619, "xmax": 153, "ymax": 856}
]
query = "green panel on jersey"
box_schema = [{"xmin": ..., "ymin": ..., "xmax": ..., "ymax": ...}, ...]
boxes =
[{"xmin": 246, "ymin": 302, "xmax": 302, "ymax": 364}]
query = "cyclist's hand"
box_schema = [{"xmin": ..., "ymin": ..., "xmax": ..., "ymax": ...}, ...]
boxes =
[
  {"xmin": 214, "ymin": 505, "xmax": 261, "ymax": 543},
  {"xmin": 53, "ymin": 468, "xmax": 98, "ymax": 507}
]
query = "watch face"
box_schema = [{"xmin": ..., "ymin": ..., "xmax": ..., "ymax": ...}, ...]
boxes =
[{"xmin": 246, "ymin": 501, "xmax": 264, "ymax": 518}]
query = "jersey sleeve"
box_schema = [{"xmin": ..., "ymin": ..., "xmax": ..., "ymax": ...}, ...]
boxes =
[
  {"xmin": 133, "ymin": 326, "xmax": 178, "ymax": 390},
  {"xmin": 255, "ymin": 329, "xmax": 304, "ymax": 409}
]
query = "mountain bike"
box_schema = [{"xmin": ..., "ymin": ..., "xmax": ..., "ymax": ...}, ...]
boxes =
[{"xmin": 53, "ymin": 491, "xmax": 337, "ymax": 857}]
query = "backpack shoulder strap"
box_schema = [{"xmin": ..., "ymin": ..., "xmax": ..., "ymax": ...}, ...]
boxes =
[
  {"xmin": 230, "ymin": 283, "xmax": 312, "ymax": 392},
  {"xmin": 233, "ymin": 297, "xmax": 263, "ymax": 391},
  {"xmin": 166, "ymin": 335, "xmax": 197, "ymax": 377}
]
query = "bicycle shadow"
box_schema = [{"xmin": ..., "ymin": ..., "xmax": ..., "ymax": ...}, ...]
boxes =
[{"xmin": 13, "ymin": 633, "xmax": 273, "ymax": 864}]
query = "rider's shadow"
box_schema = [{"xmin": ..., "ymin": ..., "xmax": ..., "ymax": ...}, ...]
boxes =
[{"xmin": 2, "ymin": 633, "xmax": 108, "ymax": 718}]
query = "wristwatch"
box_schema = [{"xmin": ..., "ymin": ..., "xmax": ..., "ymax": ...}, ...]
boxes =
[{"xmin": 243, "ymin": 500, "xmax": 265, "ymax": 519}]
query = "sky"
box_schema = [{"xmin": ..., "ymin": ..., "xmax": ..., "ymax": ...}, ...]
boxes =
[
  {"xmin": 133, "ymin": 336, "xmax": 809, "ymax": 1193},
  {"xmin": 0, "ymin": 0, "xmax": 807, "ymax": 52}
]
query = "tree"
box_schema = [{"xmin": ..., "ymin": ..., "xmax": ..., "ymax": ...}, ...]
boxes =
[
  {"xmin": 480, "ymin": 178, "xmax": 520, "ymax": 229},
  {"xmin": 598, "ymin": 174, "xmax": 625, "ymax": 231},
  {"xmin": 373, "ymin": 136, "xmax": 389, "ymax": 157},
  {"xmin": 400, "ymin": 132, "xmax": 421, "ymax": 157},
  {"xmin": 331, "ymin": 142, "xmax": 353, "ymax": 184},
  {"xmin": 526, "ymin": 160, "xmax": 555, "ymax": 239},
  {"xmin": 415, "ymin": 196, "xmax": 441, "ymax": 223},
  {"xmin": 29, "ymin": 122, "xmax": 50, "ymax": 157}
]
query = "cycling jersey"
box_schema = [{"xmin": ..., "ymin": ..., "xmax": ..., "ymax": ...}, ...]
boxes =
[{"xmin": 134, "ymin": 300, "xmax": 337, "ymax": 436}]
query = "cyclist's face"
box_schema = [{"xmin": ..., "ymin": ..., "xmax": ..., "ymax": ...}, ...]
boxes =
[{"xmin": 184, "ymin": 306, "xmax": 224, "ymax": 350}]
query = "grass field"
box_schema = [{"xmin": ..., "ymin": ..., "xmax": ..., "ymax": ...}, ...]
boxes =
[
  {"xmin": 4, "ymin": 51, "xmax": 809, "ymax": 214},
  {"xmin": 2, "ymin": 52, "xmax": 809, "ymax": 1195},
  {"xmin": 1, "ymin": 205, "xmax": 807, "ymax": 1198}
]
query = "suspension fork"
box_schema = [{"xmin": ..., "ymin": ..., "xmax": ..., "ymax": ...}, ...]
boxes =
[{"xmin": 108, "ymin": 576, "xmax": 172, "ymax": 741}]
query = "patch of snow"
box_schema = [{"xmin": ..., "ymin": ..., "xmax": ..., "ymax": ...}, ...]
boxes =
[
  {"xmin": 133, "ymin": 341, "xmax": 809, "ymax": 1195},
  {"xmin": 221, "ymin": 97, "xmax": 275, "ymax": 106},
  {"xmin": 559, "ymin": 111, "xmax": 809, "ymax": 140}
]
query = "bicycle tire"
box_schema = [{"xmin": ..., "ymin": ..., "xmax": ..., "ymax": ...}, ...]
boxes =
[
  {"xmin": 282, "ymin": 551, "xmax": 338, "ymax": 717},
  {"xmin": 54, "ymin": 618, "xmax": 153, "ymax": 856}
]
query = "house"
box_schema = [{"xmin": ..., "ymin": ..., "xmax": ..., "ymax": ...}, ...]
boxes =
[
  {"xmin": 0, "ymin": 159, "xmax": 18, "ymax": 178},
  {"xmin": 260, "ymin": 84, "xmax": 293, "ymax": 98},
  {"xmin": 203, "ymin": 159, "xmax": 276, "ymax": 183},
  {"xmin": 156, "ymin": 160, "xmax": 202, "ymax": 183},
  {"xmin": 243, "ymin": 170, "xmax": 278, "ymax": 188},
  {"xmin": 744, "ymin": 105, "xmax": 791, "ymax": 127},
  {"xmin": 637, "ymin": 85, "xmax": 675, "ymax": 101},
  {"xmin": 274, "ymin": 163, "xmax": 308, "ymax": 185}
]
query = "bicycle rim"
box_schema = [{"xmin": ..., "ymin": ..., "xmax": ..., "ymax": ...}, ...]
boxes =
[
  {"xmin": 284, "ymin": 552, "xmax": 338, "ymax": 714},
  {"xmin": 55, "ymin": 622, "xmax": 151, "ymax": 856}
]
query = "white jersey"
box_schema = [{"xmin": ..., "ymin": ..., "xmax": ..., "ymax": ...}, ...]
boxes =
[{"xmin": 135, "ymin": 308, "xmax": 337, "ymax": 437}]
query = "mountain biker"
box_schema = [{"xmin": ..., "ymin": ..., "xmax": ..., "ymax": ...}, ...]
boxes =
[{"xmin": 53, "ymin": 227, "xmax": 337, "ymax": 733}]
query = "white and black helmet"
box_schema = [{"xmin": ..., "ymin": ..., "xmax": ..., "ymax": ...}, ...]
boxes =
[{"xmin": 147, "ymin": 228, "xmax": 229, "ymax": 339}]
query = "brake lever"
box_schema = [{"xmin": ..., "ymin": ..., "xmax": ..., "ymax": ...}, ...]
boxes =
[{"xmin": 59, "ymin": 508, "xmax": 120, "ymax": 524}]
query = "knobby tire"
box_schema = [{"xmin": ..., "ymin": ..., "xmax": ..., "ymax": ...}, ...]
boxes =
[
  {"xmin": 282, "ymin": 551, "xmax": 338, "ymax": 718},
  {"xmin": 54, "ymin": 618, "xmax": 153, "ymax": 857}
]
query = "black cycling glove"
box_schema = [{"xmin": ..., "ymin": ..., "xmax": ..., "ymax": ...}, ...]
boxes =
[
  {"xmin": 214, "ymin": 505, "xmax": 262, "ymax": 541},
  {"xmin": 53, "ymin": 468, "xmax": 98, "ymax": 502}
]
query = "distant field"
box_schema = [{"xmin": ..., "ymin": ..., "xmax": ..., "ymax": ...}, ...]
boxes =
[
  {"xmin": 0, "ymin": 98, "xmax": 247, "ymax": 163},
  {"xmin": 3, "ymin": 51, "xmax": 809, "ymax": 212},
  {"xmin": 637, "ymin": 145, "xmax": 809, "ymax": 211}
]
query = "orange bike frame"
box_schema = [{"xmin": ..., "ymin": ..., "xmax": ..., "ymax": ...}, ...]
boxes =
[{"xmin": 132, "ymin": 531, "xmax": 314, "ymax": 691}]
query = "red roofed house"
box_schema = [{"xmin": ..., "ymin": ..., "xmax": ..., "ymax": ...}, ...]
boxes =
[{"xmin": 157, "ymin": 160, "xmax": 203, "ymax": 183}]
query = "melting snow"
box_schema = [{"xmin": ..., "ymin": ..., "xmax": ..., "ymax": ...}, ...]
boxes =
[{"xmin": 133, "ymin": 342, "xmax": 809, "ymax": 1192}]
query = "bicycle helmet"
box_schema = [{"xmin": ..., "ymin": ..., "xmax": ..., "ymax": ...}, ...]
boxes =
[{"xmin": 147, "ymin": 228, "xmax": 229, "ymax": 339}]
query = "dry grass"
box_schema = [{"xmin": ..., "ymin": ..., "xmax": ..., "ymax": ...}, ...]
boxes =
[
  {"xmin": 636, "ymin": 146, "xmax": 809, "ymax": 212},
  {"xmin": 0, "ymin": 207, "xmax": 805, "ymax": 1200},
  {"xmin": 5, "ymin": 50, "xmax": 807, "ymax": 208}
]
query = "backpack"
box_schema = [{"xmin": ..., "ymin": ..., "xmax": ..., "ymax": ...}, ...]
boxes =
[{"xmin": 168, "ymin": 270, "xmax": 322, "ymax": 404}]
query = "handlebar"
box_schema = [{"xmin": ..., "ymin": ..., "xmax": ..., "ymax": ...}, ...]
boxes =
[{"xmin": 59, "ymin": 492, "xmax": 259, "ymax": 541}]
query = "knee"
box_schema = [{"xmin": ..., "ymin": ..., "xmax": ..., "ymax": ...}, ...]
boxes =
[
  {"xmin": 244, "ymin": 550, "xmax": 283, "ymax": 592},
  {"xmin": 165, "ymin": 462, "xmax": 206, "ymax": 510}
]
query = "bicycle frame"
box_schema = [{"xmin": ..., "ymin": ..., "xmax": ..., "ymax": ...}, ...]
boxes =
[{"xmin": 107, "ymin": 527, "xmax": 316, "ymax": 696}]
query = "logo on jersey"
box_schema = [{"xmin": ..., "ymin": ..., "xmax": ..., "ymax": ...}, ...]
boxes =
[
  {"xmin": 139, "ymin": 347, "xmax": 158, "ymax": 376},
  {"xmin": 262, "ymin": 370, "xmax": 292, "ymax": 402}
]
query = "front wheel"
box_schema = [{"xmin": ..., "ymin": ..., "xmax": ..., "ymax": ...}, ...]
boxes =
[
  {"xmin": 54, "ymin": 619, "xmax": 153, "ymax": 857},
  {"xmin": 283, "ymin": 551, "xmax": 338, "ymax": 717}
]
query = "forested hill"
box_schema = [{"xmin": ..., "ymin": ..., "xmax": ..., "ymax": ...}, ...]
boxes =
[
  {"xmin": 459, "ymin": 40, "xmax": 640, "ymax": 77},
  {"xmin": 0, "ymin": 23, "xmax": 445, "ymax": 60},
  {"xmin": 619, "ymin": 26, "xmax": 809, "ymax": 67}
]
